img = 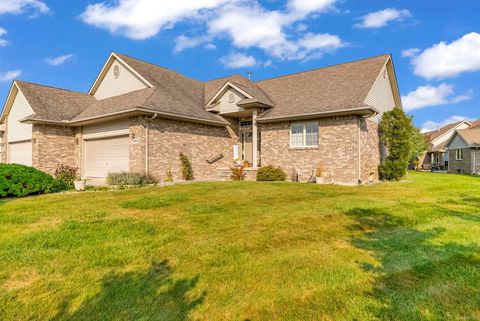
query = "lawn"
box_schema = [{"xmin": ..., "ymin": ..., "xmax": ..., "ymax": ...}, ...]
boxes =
[{"xmin": 1, "ymin": 171, "xmax": 479, "ymax": 321}]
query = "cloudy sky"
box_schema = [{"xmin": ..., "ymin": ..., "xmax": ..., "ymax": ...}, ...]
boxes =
[{"xmin": 0, "ymin": 0, "xmax": 478, "ymax": 131}]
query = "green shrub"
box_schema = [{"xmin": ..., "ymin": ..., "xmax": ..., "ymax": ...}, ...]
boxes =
[
  {"xmin": 0, "ymin": 164, "xmax": 62, "ymax": 197},
  {"xmin": 106, "ymin": 172, "xmax": 158, "ymax": 186},
  {"xmin": 179, "ymin": 152, "xmax": 193, "ymax": 180},
  {"xmin": 165, "ymin": 168, "xmax": 174, "ymax": 183},
  {"xmin": 256, "ymin": 165, "xmax": 286, "ymax": 181},
  {"xmin": 54, "ymin": 164, "xmax": 78, "ymax": 190}
]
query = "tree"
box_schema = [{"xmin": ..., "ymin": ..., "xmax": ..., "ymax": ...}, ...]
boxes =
[
  {"xmin": 409, "ymin": 126, "xmax": 428, "ymax": 170},
  {"xmin": 379, "ymin": 108, "xmax": 419, "ymax": 180}
]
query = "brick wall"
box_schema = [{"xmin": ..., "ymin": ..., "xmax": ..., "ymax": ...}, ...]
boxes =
[
  {"xmin": 360, "ymin": 118, "xmax": 381, "ymax": 182},
  {"xmin": 260, "ymin": 116, "xmax": 362, "ymax": 185},
  {"xmin": 32, "ymin": 124, "xmax": 77, "ymax": 175},
  {"xmin": 131, "ymin": 116, "xmax": 238, "ymax": 181},
  {"xmin": 448, "ymin": 149, "xmax": 472, "ymax": 174}
]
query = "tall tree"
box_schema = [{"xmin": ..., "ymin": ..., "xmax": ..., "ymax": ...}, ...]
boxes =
[
  {"xmin": 410, "ymin": 126, "xmax": 428, "ymax": 170},
  {"xmin": 379, "ymin": 108, "xmax": 416, "ymax": 180}
]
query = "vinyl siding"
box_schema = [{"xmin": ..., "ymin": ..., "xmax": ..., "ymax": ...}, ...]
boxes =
[
  {"xmin": 219, "ymin": 88, "xmax": 246, "ymax": 114},
  {"xmin": 7, "ymin": 89, "xmax": 34, "ymax": 142},
  {"xmin": 364, "ymin": 66, "xmax": 396, "ymax": 124},
  {"xmin": 447, "ymin": 134, "xmax": 468, "ymax": 149},
  {"xmin": 82, "ymin": 119, "xmax": 130, "ymax": 139},
  {"xmin": 94, "ymin": 59, "xmax": 148, "ymax": 100}
]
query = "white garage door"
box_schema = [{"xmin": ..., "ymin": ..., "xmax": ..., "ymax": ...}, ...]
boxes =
[
  {"xmin": 9, "ymin": 141, "xmax": 32, "ymax": 166},
  {"xmin": 84, "ymin": 135, "xmax": 129, "ymax": 178}
]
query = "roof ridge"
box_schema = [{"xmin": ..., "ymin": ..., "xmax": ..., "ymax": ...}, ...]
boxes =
[
  {"xmin": 257, "ymin": 54, "xmax": 391, "ymax": 83},
  {"xmin": 16, "ymin": 80, "xmax": 91, "ymax": 96}
]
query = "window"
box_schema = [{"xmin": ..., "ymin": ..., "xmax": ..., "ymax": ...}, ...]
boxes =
[
  {"xmin": 456, "ymin": 149, "xmax": 464, "ymax": 160},
  {"xmin": 290, "ymin": 122, "xmax": 318, "ymax": 147}
]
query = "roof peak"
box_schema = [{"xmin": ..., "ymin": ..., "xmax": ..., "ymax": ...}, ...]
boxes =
[{"xmin": 15, "ymin": 80, "xmax": 91, "ymax": 96}]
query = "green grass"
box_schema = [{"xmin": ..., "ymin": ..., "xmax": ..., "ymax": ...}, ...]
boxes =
[{"xmin": 1, "ymin": 171, "xmax": 479, "ymax": 320}]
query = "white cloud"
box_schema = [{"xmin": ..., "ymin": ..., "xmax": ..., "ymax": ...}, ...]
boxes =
[
  {"xmin": 207, "ymin": 2, "xmax": 344, "ymax": 60},
  {"xmin": 355, "ymin": 8, "xmax": 411, "ymax": 29},
  {"xmin": 402, "ymin": 83, "xmax": 473, "ymax": 112},
  {"xmin": 0, "ymin": 0, "xmax": 49, "ymax": 15},
  {"xmin": 45, "ymin": 53, "xmax": 74, "ymax": 66},
  {"xmin": 219, "ymin": 52, "xmax": 257, "ymax": 68},
  {"xmin": 0, "ymin": 28, "xmax": 6, "ymax": 36},
  {"xmin": 410, "ymin": 32, "xmax": 480, "ymax": 79},
  {"xmin": 81, "ymin": 0, "xmax": 232, "ymax": 40},
  {"xmin": 0, "ymin": 27, "xmax": 8, "ymax": 46},
  {"xmin": 0, "ymin": 70, "xmax": 22, "ymax": 82},
  {"xmin": 81, "ymin": 0, "xmax": 344, "ymax": 62},
  {"xmin": 421, "ymin": 116, "xmax": 475, "ymax": 133},
  {"xmin": 204, "ymin": 43, "xmax": 217, "ymax": 50},
  {"xmin": 401, "ymin": 48, "xmax": 420, "ymax": 58}
]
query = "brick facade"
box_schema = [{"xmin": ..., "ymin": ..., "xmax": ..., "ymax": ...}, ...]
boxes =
[
  {"xmin": 32, "ymin": 124, "xmax": 77, "ymax": 175},
  {"xmin": 448, "ymin": 148, "xmax": 479, "ymax": 174},
  {"xmin": 130, "ymin": 116, "xmax": 238, "ymax": 181},
  {"xmin": 360, "ymin": 119, "xmax": 381, "ymax": 183},
  {"xmin": 260, "ymin": 116, "xmax": 368, "ymax": 185}
]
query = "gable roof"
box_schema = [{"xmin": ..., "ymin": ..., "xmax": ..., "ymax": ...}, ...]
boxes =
[
  {"xmin": 424, "ymin": 121, "xmax": 465, "ymax": 142},
  {"xmin": 454, "ymin": 128, "xmax": 480, "ymax": 147},
  {"xmin": 2, "ymin": 52, "xmax": 400, "ymax": 127},
  {"xmin": 15, "ymin": 81, "xmax": 95, "ymax": 122},
  {"xmin": 255, "ymin": 54, "xmax": 390, "ymax": 121},
  {"xmin": 205, "ymin": 74, "xmax": 274, "ymax": 107},
  {"xmin": 469, "ymin": 119, "xmax": 480, "ymax": 129}
]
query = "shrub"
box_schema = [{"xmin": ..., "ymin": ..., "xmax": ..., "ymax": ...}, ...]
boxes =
[
  {"xmin": 379, "ymin": 108, "xmax": 417, "ymax": 180},
  {"xmin": 106, "ymin": 172, "xmax": 158, "ymax": 186},
  {"xmin": 179, "ymin": 152, "xmax": 193, "ymax": 181},
  {"xmin": 54, "ymin": 164, "xmax": 78, "ymax": 190},
  {"xmin": 0, "ymin": 164, "xmax": 62, "ymax": 197},
  {"xmin": 256, "ymin": 165, "xmax": 286, "ymax": 181},
  {"xmin": 316, "ymin": 162, "xmax": 324, "ymax": 177},
  {"xmin": 165, "ymin": 168, "xmax": 174, "ymax": 183},
  {"xmin": 230, "ymin": 165, "xmax": 246, "ymax": 181}
]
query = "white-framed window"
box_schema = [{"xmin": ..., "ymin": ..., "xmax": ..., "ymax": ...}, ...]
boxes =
[
  {"xmin": 456, "ymin": 149, "xmax": 464, "ymax": 160},
  {"xmin": 290, "ymin": 122, "xmax": 318, "ymax": 148}
]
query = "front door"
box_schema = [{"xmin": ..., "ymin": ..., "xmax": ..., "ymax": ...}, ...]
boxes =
[{"xmin": 241, "ymin": 131, "xmax": 253, "ymax": 164}]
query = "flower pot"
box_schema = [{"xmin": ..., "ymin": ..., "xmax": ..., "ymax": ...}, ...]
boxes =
[
  {"xmin": 74, "ymin": 180, "xmax": 86, "ymax": 191},
  {"xmin": 316, "ymin": 177, "xmax": 324, "ymax": 184}
]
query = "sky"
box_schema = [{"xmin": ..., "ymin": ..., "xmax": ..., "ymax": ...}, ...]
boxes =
[{"xmin": 0, "ymin": 0, "xmax": 479, "ymax": 131}]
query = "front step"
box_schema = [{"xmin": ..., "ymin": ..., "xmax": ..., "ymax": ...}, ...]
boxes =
[{"xmin": 216, "ymin": 167, "xmax": 232, "ymax": 181}]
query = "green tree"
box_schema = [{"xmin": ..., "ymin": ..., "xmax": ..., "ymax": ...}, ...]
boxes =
[
  {"xmin": 410, "ymin": 126, "xmax": 428, "ymax": 170},
  {"xmin": 379, "ymin": 108, "xmax": 416, "ymax": 180}
]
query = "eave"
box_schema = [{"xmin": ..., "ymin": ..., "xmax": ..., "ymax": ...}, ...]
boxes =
[{"xmin": 256, "ymin": 107, "xmax": 378, "ymax": 123}]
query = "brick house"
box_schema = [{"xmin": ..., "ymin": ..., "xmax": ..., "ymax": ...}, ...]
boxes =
[
  {"xmin": 420, "ymin": 121, "xmax": 471, "ymax": 171},
  {"xmin": 445, "ymin": 123, "xmax": 480, "ymax": 174},
  {"xmin": 0, "ymin": 53, "xmax": 402, "ymax": 185}
]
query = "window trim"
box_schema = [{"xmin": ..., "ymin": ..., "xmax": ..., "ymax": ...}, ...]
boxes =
[
  {"xmin": 289, "ymin": 121, "xmax": 319, "ymax": 148},
  {"xmin": 455, "ymin": 149, "xmax": 464, "ymax": 161}
]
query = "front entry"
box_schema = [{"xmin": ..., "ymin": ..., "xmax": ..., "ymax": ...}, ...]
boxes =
[{"xmin": 241, "ymin": 131, "xmax": 253, "ymax": 164}]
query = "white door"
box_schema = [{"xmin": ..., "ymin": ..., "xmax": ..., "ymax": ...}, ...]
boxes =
[
  {"xmin": 9, "ymin": 141, "xmax": 32, "ymax": 166},
  {"xmin": 84, "ymin": 135, "xmax": 129, "ymax": 178}
]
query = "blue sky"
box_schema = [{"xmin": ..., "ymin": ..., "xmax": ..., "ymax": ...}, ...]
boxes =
[{"xmin": 0, "ymin": 0, "xmax": 479, "ymax": 130}]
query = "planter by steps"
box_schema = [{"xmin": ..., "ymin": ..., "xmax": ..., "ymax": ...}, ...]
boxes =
[
  {"xmin": 74, "ymin": 180, "xmax": 86, "ymax": 191},
  {"xmin": 316, "ymin": 177, "xmax": 324, "ymax": 184}
]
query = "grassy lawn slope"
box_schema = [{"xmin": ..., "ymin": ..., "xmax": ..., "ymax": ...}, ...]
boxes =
[{"xmin": 1, "ymin": 171, "xmax": 479, "ymax": 320}]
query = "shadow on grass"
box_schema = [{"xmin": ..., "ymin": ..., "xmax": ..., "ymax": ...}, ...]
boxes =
[
  {"xmin": 50, "ymin": 260, "xmax": 205, "ymax": 321},
  {"xmin": 346, "ymin": 207, "xmax": 480, "ymax": 320}
]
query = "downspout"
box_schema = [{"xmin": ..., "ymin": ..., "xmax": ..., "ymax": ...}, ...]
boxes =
[
  {"xmin": 472, "ymin": 148, "xmax": 476, "ymax": 174},
  {"xmin": 145, "ymin": 113, "xmax": 158, "ymax": 174}
]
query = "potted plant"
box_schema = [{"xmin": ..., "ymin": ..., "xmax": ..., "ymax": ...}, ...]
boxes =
[
  {"xmin": 316, "ymin": 162, "xmax": 324, "ymax": 184},
  {"xmin": 74, "ymin": 174, "xmax": 86, "ymax": 191}
]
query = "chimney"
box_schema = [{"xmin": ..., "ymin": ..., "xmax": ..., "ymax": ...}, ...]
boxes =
[{"xmin": 247, "ymin": 71, "xmax": 252, "ymax": 80}]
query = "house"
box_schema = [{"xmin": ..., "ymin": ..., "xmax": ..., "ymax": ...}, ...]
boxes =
[
  {"xmin": 0, "ymin": 53, "xmax": 402, "ymax": 185},
  {"xmin": 421, "ymin": 121, "xmax": 471, "ymax": 170},
  {"xmin": 445, "ymin": 122, "xmax": 480, "ymax": 174}
]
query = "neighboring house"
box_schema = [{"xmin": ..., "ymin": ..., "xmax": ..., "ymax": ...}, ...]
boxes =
[
  {"xmin": 421, "ymin": 121, "xmax": 471, "ymax": 170},
  {"xmin": 446, "ymin": 126, "xmax": 480, "ymax": 174},
  {"xmin": 0, "ymin": 53, "xmax": 402, "ymax": 185}
]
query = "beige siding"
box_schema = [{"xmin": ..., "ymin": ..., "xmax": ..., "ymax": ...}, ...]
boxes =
[
  {"xmin": 218, "ymin": 88, "xmax": 246, "ymax": 114},
  {"xmin": 431, "ymin": 122, "xmax": 469, "ymax": 148},
  {"xmin": 364, "ymin": 66, "xmax": 396, "ymax": 123},
  {"xmin": 7, "ymin": 89, "xmax": 34, "ymax": 142},
  {"xmin": 82, "ymin": 119, "xmax": 130, "ymax": 139},
  {"xmin": 93, "ymin": 59, "xmax": 148, "ymax": 100}
]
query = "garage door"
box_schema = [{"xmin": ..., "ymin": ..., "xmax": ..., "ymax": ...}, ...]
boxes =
[
  {"xmin": 9, "ymin": 141, "xmax": 32, "ymax": 166},
  {"xmin": 84, "ymin": 135, "xmax": 129, "ymax": 178}
]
